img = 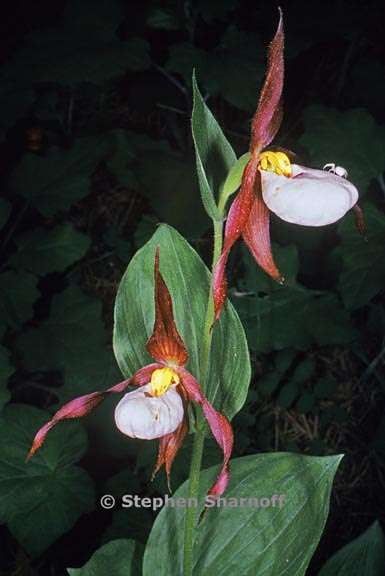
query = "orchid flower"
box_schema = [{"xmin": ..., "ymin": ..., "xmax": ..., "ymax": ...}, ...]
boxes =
[
  {"xmin": 212, "ymin": 9, "xmax": 362, "ymax": 323},
  {"xmin": 27, "ymin": 248, "xmax": 233, "ymax": 497}
]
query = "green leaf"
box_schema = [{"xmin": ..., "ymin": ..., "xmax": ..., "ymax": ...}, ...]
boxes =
[
  {"xmin": 135, "ymin": 149, "xmax": 209, "ymax": 237},
  {"xmin": 113, "ymin": 224, "xmax": 250, "ymax": 419},
  {"xmin": 147, "ymin": 7, "xmax": 180, "ymax": 30},
  {"xmin": 134, "ymin": 216, "xmax": 158, "ymax": 248},
  {"xmin": 314, "ymin": 377, "xmax": 337, "ymax": 399},
  {"xmin": 106, "ymin": 130, "xmax": 138, "ymax": 188},
  {"xmin": 236, "ymin": 288, "xmax": 355, "ymax": 353},
  {"xmin": 236, "ymin": 244, "xmax": 355, "ymax": 352},
  {"xmin": 8, "ymin": 137, "xmax": 111, "ymax": 216},
  {"xmin": 277, "ymin": 381, "xmax": 299, "ymax": 408},
  {"xmin": 240, "ymin": 243, "xmax": 299, "ymax": 294},
  {"xmin": 10, "ymin": 224, "xmax": 90, "ymax": 275},
  {"xmin": 2, "ymin": 32, "xmax": 150, "ymax": 86},
  {"xmin": 105, "ymin": 469, "xmax": 141, "ymax": 500},
  {"xmin": 319, "ymin": 521, "xmax": 385, "ymax": 576},
  {"xmin": 291, "ymin": 358, "xmax": 315, "ymax": 383},
  {"xmin": 0, "ymin": 270, "xmax": 39, "ymax": 328},
  {"xmin": 336, "ymin": 203, "xmax": 385, "ymax": 309},
  {"xmin": 0, "ymin": 198, "xmax": 11, "ymax": 230},
  {"xmin": 67, "ymin": 539, "xmax": 143, "ymax": 576},
  {"xmin": 166, "ymin": 44, "xmax": 211, "ymax": 88},
  {"xmin": 195, "ymin": 0, "xmax": 238, "ymax": 23},
  {"xmin": 275, "ymin": 349, "xmax": 297, "ymax": 374},
  {"xmin": 136, "ymin": 436, "xmax": 221, "ymax": 494},
  {"xmin": 258, "ymin": 372, "xmax": 282, "ymax": 396},
  {"xmin": 15, "ymin": 285, "xmax": 110, "ymax": 383},
  {"xmin": 104, "ymin": 228, "xmax": 132, "ymax": 263},
  {"xmin": 143, "ymin": 452, "xmax": 342, "ymax": 575},
  {"xmin": 192, "ymin": 72, "xmax": 236, "ymax": 221},
  {"xmin": 0, "ymin": 404, "xmax": 95, "ymax": 557},
  {"xmin": 296, "ymin": 392, "xmax": 316, "ymax": 414},
  {"xmin": 212, "ymin": 26, "xmax": 264, "ymax": 112},
  {"xmin": 13, "ymin": 284, "xmax": 124, "ymax": 459},
  {"xmin": 167, "ymin": 28, "xmax": 264, "ymax": 112},
  {"xmin": 0, "ymin": 345, "xmax": 13, "ymax": 410},
  {"xmin": 258, "ymin": 350, "xmax": 297, "ymax": 397},
  {"xmin": 346, "ymin": 58, "xmax": 385, "ymax": 116},
  {"xmin": 299, "ymin": 105, "xmax": 385, "ymax": 191},
  {"xmin": 221, "ymin": 152, "xmax": 250, "ymax": 206},
  {"xmin": 102, "ymin": 509, "xmax": 153, "ymax": 546}
]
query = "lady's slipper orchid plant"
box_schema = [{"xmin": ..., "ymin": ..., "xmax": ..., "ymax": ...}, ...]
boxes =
[
  {"xmin": 27, "ymin": 249, "xmax": 233, "ymax": 497},
  {"xmin": 212, "ymin": 9, "xmax": 362, "ymax": 322},
  {"xmin": 17, "ymin": 8, "xmax": 364, "ymax": 574}
]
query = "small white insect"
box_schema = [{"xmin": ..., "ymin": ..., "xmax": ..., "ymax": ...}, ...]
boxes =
[{"xmin": 323, "ymin": 163, "xmax": 348, "ymax": 178}]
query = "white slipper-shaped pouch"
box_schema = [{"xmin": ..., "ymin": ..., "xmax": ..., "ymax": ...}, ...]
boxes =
[
  {"xmin": 261, "ymin": 163, "xmax": 359, "ymax": 226},
  {"xmin": 114, "ymin": 383, "xmax": 184, "ymax": 439}
]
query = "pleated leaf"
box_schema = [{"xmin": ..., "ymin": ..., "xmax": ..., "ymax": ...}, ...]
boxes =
[{"xmin": 143, "ymin": 452, "xmax": 342, "ymax": 576}]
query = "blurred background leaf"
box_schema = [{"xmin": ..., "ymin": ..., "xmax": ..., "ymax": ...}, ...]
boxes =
[
  {"xmin": 234, "ymin": 244, "xmax": 356, "ymax": 353},
  {"xmin": 67, "ymin": 539, "xmax": 144, "ymax": 576},
  {"xmin": 0, "ymin": 404, "xmax": 95, "ymax": 557},
  {"xmin": 0, "ymin": 270, "xmax": 39, "ymax": 328},
  {"xmin": 300, "ymin": 106, "xmax": 385, "ymax": 191},
  {"xmin": 335, "ymin": 203, "xmax": 385, "ymax": 309},
  {"xmin": 318, "ymin": 521, "xmax": 385, "ymax": 576},
  {"xmin": 9, "ymin": 224, "xmax": 90, "ymax": 274}
]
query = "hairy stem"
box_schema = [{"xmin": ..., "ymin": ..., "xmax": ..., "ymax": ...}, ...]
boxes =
[{"xmin": 182, "ymin": 216, "xmax": 223, "ymax": 575}]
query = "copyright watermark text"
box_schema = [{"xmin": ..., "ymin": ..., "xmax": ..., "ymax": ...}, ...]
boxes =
[{"xmin": 100, "ymin": 494, "xmax": 285, "ymax": 511}]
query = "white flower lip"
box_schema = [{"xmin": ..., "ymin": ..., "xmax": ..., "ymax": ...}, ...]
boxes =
[
  {"xmin": 260, "ymin": 164, "xmax": 359, "ymax": 226},
  {"xmin": 114, "ymin": 383, "xmax": 184, "ymax": 440}
]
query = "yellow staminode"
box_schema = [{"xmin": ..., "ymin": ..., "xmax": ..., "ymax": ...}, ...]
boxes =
[
  {"xmin": 150, "ymin": 367, "xmax": 180, "ymax": 397},
  {"xmin": 259, "ymin": 151, "xmax": 292, "ymax": 177}
]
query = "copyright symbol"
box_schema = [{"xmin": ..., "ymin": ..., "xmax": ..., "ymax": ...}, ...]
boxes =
[{"xmin": 100, "ymin": 494, "xmax": 115, "ymax": 509}]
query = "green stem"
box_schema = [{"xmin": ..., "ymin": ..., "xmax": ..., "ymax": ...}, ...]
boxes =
[
  {"xmin": 199, "ymin": 219, "xmax": 223, "ymax": 379},
  {"xmin": 182, "ymin": 216, "xmax": 223, "ymax": 575},
  {"xmin": 182, "ymin": 426, "xmax": 205, "ymax": 575}
]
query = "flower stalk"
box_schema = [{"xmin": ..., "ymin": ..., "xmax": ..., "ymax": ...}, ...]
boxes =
[{"xmin": 183, "ymin": 201, "xmax": 224, "ymax": 575}]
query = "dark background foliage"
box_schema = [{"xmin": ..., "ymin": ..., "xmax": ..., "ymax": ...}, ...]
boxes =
[{"xmin": 0, "ymin": 0, "xmax": 385, "ymax": 574}]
